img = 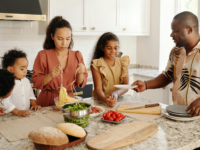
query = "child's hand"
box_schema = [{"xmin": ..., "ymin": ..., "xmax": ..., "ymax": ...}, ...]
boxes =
[
  {"xmin": 0, "ymin": 107, "xmax": 5, "ymax": 116},
  {"xmin": 17, "ymin": 110, "xmax": 30, "ymax": 117},
  {"xmin": 77, "ymin": 63, "xmax": 86, "ymax": 74},
  {"xmin": 30, "ymin": 104, "xmax": 41, "ymax": 111},
  {"xmin": 109, "ymin": 92, "xmax": 118, "ymax": 100},
  {"xmin": 104, "ymin": 96, "xmax": 117, "ymax": 107}
]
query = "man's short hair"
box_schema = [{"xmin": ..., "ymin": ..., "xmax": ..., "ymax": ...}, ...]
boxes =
[
  {"xmin": 2, "ymin": 49, "xmax": 27, "ymax": 69},
  {"xmin": 0, "ymin": 69, "xmax": 15, "ymax": 97},
  {"xmin": 173, "ymin": 11, "xmax": 199, "ymax": 33}
]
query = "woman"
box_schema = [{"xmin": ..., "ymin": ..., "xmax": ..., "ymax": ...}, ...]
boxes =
[{"xmin": 31, "ymin": 16, "xmax": 88, "ymax": 107}]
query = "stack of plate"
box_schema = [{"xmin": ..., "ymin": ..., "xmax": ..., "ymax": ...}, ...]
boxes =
[{"xmin": 162, "ymin": 105, "xmax": 200, "ymax": 121}]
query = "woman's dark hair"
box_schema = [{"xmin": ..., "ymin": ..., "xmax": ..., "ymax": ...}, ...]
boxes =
[
  {"xmin": 2, "ymin": 49, "xmax": 27, "ymax": 69},
  {"xmin": 92, "ymin": 32, "xmax": 119, "ymax": 60},
  {"xmin": 43, "ymin": 16, "xmax": 74, "ymax": 50},
  {"xmin": 0, "ymin": 69, "xmax": 15, "ymax": 97}
]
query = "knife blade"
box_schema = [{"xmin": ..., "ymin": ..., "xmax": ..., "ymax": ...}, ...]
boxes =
[{"xmin": 124, "ymin": 103, "xmax": 160, "ymax": 110}]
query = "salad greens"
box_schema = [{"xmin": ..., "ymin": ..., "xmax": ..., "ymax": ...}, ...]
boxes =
[
  {"xmin": 64, "ymin": 115, "xmax": 89, "ymax": 124},
  {"xmin": 64, "ymin": 103, "xmax": 90, "ymax": 111}
]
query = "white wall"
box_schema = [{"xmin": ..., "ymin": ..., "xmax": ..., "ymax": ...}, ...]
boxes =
[
  {"xmin": 0, "ymin": 20, "xmax": 136, "ymax": 70},
  {"xmin": 136, "ymin": 0, "xmax": 160, "ymax": 69}
]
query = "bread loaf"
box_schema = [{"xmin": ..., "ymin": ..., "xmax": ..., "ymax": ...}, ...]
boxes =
[
  {"xmin": 56, "ymin": 123, "xmax": 86, "ymax": 138},
  {"xmin": 28, "ymin": 127, "xmax": 69, "ymax": 145}
]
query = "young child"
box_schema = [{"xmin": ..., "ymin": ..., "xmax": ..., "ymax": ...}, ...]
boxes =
[
  {"xmin": 2, "ymin": 49, "xmax": 41, "ymax": 116},
  {"xmin": 91, "ymin": 32, "xmax": 130, "ymax": 107},
  {"xmin": 0, "ymin": 69, "xmax": 15, "ymax": 116}
]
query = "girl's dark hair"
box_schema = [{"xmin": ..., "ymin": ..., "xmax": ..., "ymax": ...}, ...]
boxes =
[
  {"xmin": 43, "ymin": 16, "xmax": 74, "ymax": 50},
  {"xmin": 92, "ymin": 32, "xmax": 119, "ymax": 60},
  {"xmin": 0, "ymin": 69, "xmax": 15, "ymax": 97},
  {"xmin": 2, "ymin": 49, "xmax": 27, "ymax": 69}
]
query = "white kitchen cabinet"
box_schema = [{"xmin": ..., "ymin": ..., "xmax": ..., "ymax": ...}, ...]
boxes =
[
  {"xmin": 133, "ymin": 75, "xmax": 172, "ymax": 105},
  {"xmin": 49, "ymin": 0, "xmax": 88, "ymax": 32},
  {"xmin": 39, "ymin": 0, "xmax": 150, "ymax": 35},
  {"xmin": 119, "ymin": 0, "xmax": 150, "ymax": 35},
  {"xmin": 88, "ymin": 0, "xmax": 119, "ymax": 32}
]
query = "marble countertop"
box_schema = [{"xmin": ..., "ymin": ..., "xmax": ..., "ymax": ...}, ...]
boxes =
[
  {"xmin": 0, "ymin": 94, "xmax": 200, "ymax": 150},
  {"xmin": 87, "ymin": 68, "xmax": 160, "ymax": 82}
]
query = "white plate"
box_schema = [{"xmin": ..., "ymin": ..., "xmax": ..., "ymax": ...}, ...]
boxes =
[
  {"xmin": 162, "ymin": 109, "xmax": 199, "ymax": 121},
  {"xmin": 114, "ymin": 85, "xmax": 137, "ymax": 89},
  {"xmin": 90, "ymin": 106, "xmax": 105, "ymax": 118}
]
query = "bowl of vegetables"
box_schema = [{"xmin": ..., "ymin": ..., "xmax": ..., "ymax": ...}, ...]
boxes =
[{"xmin": 61, "ymin": 102, "xmax": 91, "ymax": 118}]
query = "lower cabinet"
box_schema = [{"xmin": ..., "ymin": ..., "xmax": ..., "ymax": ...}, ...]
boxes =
[{"xmin": 132, "ymin": 75, "xmax": 173, "ymax": 105}]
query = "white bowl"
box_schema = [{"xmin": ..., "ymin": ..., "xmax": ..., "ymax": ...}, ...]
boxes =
[{"xmin": 90, "ymin": 106, "xmax": 105, "ymax": 118}]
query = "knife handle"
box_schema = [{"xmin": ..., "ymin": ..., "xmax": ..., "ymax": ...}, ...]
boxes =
[{"xmin": 145, "ymin": 103, "xmax": 159, "ymax": 108}]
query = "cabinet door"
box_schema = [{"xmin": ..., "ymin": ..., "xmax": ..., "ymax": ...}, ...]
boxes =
[
  {"xmin": 50, "ymin": 0, "xmax": 88, "ymax": 32},
  {"xmin": 119, "ymin": 0, "xmax": 150, "ymax": 35},
  {"xmin": 88, "ymin": 0, "xmax": 119, "ymax": 32}
]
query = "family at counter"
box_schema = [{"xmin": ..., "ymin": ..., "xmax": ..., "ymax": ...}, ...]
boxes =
[{"xmin": 0, "ymin": 11, "xmax": 200, "ymax": 119}]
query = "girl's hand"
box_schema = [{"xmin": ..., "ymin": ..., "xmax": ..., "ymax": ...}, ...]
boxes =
[
  {"xmin": 104, "ymin": 96, "xmax": 117, "ymax": 107},
  {"xmin": 77, "ymin": 63, "xmax": 85, "ymax": 74},
  {"xmin": 131, "ymin": 80, "xmax": 146, "ymax": 92},
  {"xmin": 109, "ymin": 92, "xmax": 118, "ymax": 100},
  {"xmin": 50, "ymin": 64, "xmax": 62, "ymax": 78},
  {"xmin": 0, "ymin": 107, "xmax": 5, "ymax": 116}
]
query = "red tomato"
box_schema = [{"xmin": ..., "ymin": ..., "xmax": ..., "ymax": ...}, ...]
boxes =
[
  {"xmin": 115, "ymin": 119, "xmax": 120, "ymax": 122},
  {"xmin": 107, "ymin": 113, "xmax": 110, "ymax": 118},
  {"xmin": 109, "ymin": 117, "xmax": 114, "ymax": 121},
  {"xmin": 117, "ymin": 114, "xmax": 121, "ymax": 118},
  {"xmin": 101, "ymin": 117, "xmax": 104, "ymax": 120},
  {"xmin": 103, "ymin": 113, "xmax": 107, "ymax": 117},
  {"xmin": 112, "ymin": 114, "xmax": 116, "ymax": 119}
]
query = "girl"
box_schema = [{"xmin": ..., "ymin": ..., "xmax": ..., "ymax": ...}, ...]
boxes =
[
  {"xmin": 31, "ymin": 16, "xmax": 88, "ymax": 107},
  {"xmin": 91, "ymin": 32, "xmax": 130, "ymax": 107}
]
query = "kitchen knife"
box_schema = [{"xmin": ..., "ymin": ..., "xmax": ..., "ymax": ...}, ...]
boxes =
[{"xmin": 124, "ymin": 103, "xmax": 159, "ymax": 110}]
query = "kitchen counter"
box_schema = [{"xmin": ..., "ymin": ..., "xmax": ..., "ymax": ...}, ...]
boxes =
[
  {"xmin": 87, "ymin": 68, "xmax": 160, "ymax": 82},
  {"xmin": 0, "ymin": 94, "xmax": 199, "ymax": 150}
]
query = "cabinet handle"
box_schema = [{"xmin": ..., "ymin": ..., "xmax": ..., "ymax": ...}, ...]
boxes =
[
  {"xmin": 92, "ymin": 27, "xmax": 95, "ymax": 30},
  {"xmin": 124, "ymin": 28, "xmax": 127, "ymax": 31},
  {"xmin": 170, "ymin": 88, "xmax": 172, "ymax": 92},
  {"xmin": 73, "ymin": 91, "xmax": 83, "ymax": 96},
  {"xmin": 83, "ymin": 27, "xmax": 87, "ymax": 30}
]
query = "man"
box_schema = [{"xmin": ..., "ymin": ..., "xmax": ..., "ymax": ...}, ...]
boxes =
[{"xmin": 132, "ymin": 11, "xmax": 200, "ymax": 116}]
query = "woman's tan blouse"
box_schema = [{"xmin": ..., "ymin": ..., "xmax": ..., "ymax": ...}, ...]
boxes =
[{"xmin": 91, "ymin": 56, "xmax": 130, "ymax": 98}]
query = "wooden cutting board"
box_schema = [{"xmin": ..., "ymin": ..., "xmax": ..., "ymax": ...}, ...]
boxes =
[
  {"xmin": 117, "ymin": 103, "xmax": 161, "ymax": 115},
  {"xmin": 87, "ymin": 121, "xmax": 158, "ymax": 150}
]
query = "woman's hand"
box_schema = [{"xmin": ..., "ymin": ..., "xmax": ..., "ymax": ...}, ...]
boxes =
[
  {"xmin": 104, "ymin": 96, "xmax": 117, "ymax": 107},
  {"xmin": 131, "ymin": 80, "xmax": 146, "ymax": 92},
  {"xmin": 50, "ymin": 64, "xmax": 62, "ymax": 78},
  {"xmin": 77, "ymin": 63, "xmax": 85, "ymax": 74}
]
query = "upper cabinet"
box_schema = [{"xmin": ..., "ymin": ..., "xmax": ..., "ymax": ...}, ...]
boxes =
[
  {"xmin": 88, "ymin": 0, "xmax": 119, "ymax": 32},
  {"xmin": 41, "ymin": 0, "xmax": 150, "ymax": 35},
  {"xmin": 119, "ymin": 0, "xmax": 150, "ymax": 35},
  {"xmin": 49, "ymin": 0, "xmax": 88, "ymax": 32}
]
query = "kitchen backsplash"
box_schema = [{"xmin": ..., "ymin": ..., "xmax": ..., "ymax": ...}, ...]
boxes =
[{"xmin": 0, "ymin": 20, "xmax": 137, "ymax": 70}]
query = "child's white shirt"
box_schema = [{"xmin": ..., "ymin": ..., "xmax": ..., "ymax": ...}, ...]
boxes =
[
  {"xmin": 3, "ymin": 77, "xmax": 36, "ymax": 113},
  {"xmin": 0, "ymin": 98, "xmax": 15, "ymax": 113}
]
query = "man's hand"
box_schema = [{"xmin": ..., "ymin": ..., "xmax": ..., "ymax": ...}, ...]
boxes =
[
  {"xmin": 30, "ymin": 104, "xmax": 41, "ymax": 111},
  {"xmin": 131, "ymin": 80, "xmax": 146, "ymax": 92},
  {"xmin": 186, "ymin": 99, "xmax": 200, "ymax": 116}
]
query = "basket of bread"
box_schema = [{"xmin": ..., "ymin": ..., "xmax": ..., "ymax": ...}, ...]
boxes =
[{"xmin": 28, "ymin": 123, "xmax": 87, "ymax": 150}]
